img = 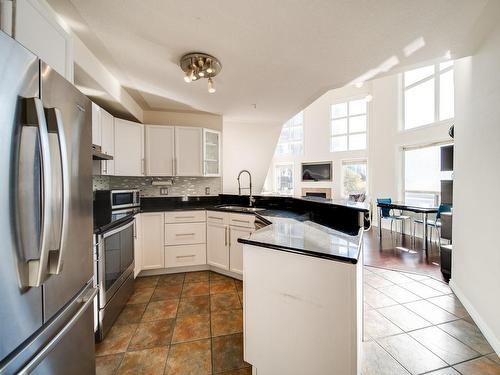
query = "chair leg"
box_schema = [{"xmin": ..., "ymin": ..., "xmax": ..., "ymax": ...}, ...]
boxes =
[{"xmin": 429, "ymin": 226, "xmax": 432, "ymax": 243}]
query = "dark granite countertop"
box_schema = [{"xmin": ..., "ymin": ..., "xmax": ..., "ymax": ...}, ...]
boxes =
[
  {"xmin": 137, "ymin": 195, "xmax": 365, "ymax": 264},
  {"xmin": 238, "ymin": 217, "xmax": 363, "ymax": 264}
]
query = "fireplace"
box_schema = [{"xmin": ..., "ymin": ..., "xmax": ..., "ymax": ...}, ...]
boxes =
[{"xmin": 301, "ymin": 187, "xmax": 332, "ymax": 199}]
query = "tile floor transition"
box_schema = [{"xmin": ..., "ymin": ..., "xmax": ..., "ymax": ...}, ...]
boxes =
[{"xmin": 96, "ymin": 268, "xmax": 500, "ymax": 375}]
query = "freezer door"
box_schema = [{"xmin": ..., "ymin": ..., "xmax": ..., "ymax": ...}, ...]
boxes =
[
  {"xmin": 0, "ymin": 282, "xmax": 97, "ymax": 375},
  {"xmin": 0, "ymin": 31, "xmax": 44, "ymax": 361},
  {"xmin": 41, "ymin": 62, "xmax": 94, "ymax": 321}
]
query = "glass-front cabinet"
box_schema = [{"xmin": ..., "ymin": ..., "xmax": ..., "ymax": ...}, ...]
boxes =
[{"xmin": 203, "ymin": 129, "xmax": 221, "ymax": 176}]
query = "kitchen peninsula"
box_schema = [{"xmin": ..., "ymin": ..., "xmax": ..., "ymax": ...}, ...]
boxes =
[
  {"xmin": 138, "ymin": 194, "xmax": 366, "ymax": 375},
  {"xmin": 239, "ymin": 214, "xmax": 363, "ymax": 375}
]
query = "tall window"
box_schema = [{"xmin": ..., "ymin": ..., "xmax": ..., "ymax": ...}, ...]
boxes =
[
  {"xmin": 404, "ymin": 145, "xmax": 443, "ymax": 206},
  {"xmin": 342, "ymin": 160, "xmax": 367, "ymax": 197},
  {"xmin": 331, "ymin": 98, "xmax": 367, "ymax": 152},
  {"xmin": 403, "ymin": 61, "xmax": 454, "ymax": 129},
  {"xmin": 276, "ymin": 112, "xmax": 303, "ymax": 155},
  {"xmin": 275, "ymin": 164, "xmax": 294, "ymax": 195}
]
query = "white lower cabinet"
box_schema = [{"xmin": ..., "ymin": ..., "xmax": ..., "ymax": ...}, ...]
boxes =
[
  {"xmin": 136, "ymin": 210, "xmax": 253, "ymax": 276},
  {"xmin": 207, "ymin": 211, "xmax": 254, "ymax": 275},
  {"xmin": 165, "ymin": 244, "xmax": 206, "ymax": 268},
  {"xmin": 164, "ymin": 211, "xmax": 206, "ymax": 269},
  {"xmin": 165, "ymin": 222, "xmax": 206, "ymax": 246},
  {"xmin": 207, "ymin": 221, "xmax": 229, "ymax": 270},
  {"xmin": 229, "ymin": 226, "xmax": 253, "ymax": 275},
  {"xmin": 140, "ymin": 212, "xmax": 165, "ymax": 270}
]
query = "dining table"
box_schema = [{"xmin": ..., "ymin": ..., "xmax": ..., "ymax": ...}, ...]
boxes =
[{"xmin": 376, "ymin": 201, "xmax": 439, "ymax": 257}]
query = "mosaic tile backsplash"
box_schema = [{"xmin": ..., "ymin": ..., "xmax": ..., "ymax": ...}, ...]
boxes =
[{"xmin": 93, "ymin": 176, "xmax": 222, "ymax": 197}]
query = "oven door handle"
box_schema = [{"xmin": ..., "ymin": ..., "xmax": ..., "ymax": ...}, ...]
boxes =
[{"xmin": 102, "ymin": 218, "xmax": 135, "ymax": 239}]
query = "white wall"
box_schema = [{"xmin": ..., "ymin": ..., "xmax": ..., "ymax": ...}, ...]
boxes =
[
  {"xmin": 73, "ymin": 34, "xmax": 144, "ymax": 122},
  {"xmin": 144, "ymin": 111, "xmax": 222, "ymax": 131},
  {"xmin": 452, "ymin": 21, "xmax": 500, "ymax": 353},
  {"xmin": 369, "ymin": 75, "xmax": 451, "ymax": 229},
  {"xmin": 268, "ymin": 84, "xmax": 371, "ymax": 198},
  {"xmin": 266, "ymin": 72, "xmax": 451, "ymax": 234},
  {"xmin": 223, "ymin": 121, "xmax": 282, "ymax": 194}
]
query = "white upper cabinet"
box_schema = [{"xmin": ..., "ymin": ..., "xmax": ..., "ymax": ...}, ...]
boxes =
[
  {"xmin": 14, "ymin": 0, "xmax": 73, "ymax": 81},
  {"xmin": 175, "ymin": 127, "xmax": 203, "ymax": 176},
  {"xmin": 145, "ymin": 125, "xmax": 175, "ymax": 176},
  {"xmin": 100, "ymin": 109, "xmax": 115, "ymax": 175},
  {"xmin": 203, "ymin": 129, "xmax": 221, "ymax": 177},
  {"xmin": 114, "ymin": 119, "xmax": 144, "ymax": 176},
  {"xmin": 91, "ymin": 103, "xmax": 101, "ymax": 146}
]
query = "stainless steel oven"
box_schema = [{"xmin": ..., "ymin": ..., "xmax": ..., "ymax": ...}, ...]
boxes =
[
  {"xmin": 94, "ymin": 216, "xmax": 135, "ymax": 341},
  {"xmin": 111, "ymin": 190, "xmax": 140, "ymax": 209}
]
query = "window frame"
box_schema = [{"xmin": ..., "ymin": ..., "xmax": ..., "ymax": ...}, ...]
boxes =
[
  {"xmin": 330, "ymin": 97, "xmax": 368, "ymax": 152},
  {"xmin": 274, "ymin": 162, "xmax": 295, "ymax": 196},
  {"xmin": 275, "ymin": 112, "xmax": 304, "ymax": 156},
  {"xmin": 401, "ymin": 141, "xmax": 452, "ymax": 205},
  {"xmin": 341, "ymin": 158, "xmax": 368, "ymax": 198},
  {"xmin": 402, "ymin": 62, "xmax": 454, "ymax": 131}
]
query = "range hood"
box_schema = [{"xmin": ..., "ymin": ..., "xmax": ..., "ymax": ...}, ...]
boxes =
[{"xmin": 92, "ymin": 145, "xmax": 113, "ymax": 160}]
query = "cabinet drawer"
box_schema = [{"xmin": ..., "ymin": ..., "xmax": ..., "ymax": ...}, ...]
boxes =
[
  {"xmin": 206, "ymin": 211, "xmax": 229, "ymax": 224},
  {"xmin": 165, "ymin": 244, "xmax": 206, "ymax": 267},
  {"xmin": 165, "ymin": 222, "xmax": 206, "ymax": 245},
  {"xmin": 165, "ymin": 210, "xmax": 206, "ymax": 223},
  {"xmin": 229, "ymin": 213, "xmax": 255, "ymax": 228}
]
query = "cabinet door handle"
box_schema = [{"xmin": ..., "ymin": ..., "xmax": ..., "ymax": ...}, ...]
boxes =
[
  {"xmin": 175, "ymin": 233, "xmax": 195, "ymax": 236},
  {"xmin": 175, "ymin": 216, "xmax": 195, "ymax": 219},
  {"xmin": 176, "ymin": 254, "xmax": 195, "ymax": 259},
  {"xmin": 225, "ymin": 227, "xmax": 228, "ymax": 246},
  {"xmin": 208, "ymin": 216, "xmax": 223, "ymax": 220},
  {"xmin": 232, "ymin": 219, "xmax": 250, "ymax": 224}
]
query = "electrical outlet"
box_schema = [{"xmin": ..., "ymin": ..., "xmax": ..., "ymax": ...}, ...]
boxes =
[
  {"xmin": 205, "ymin": 187, "xmax": 210, "ymax": 195},
  {"xmin": 160, "ymin": 187, "xmax": 169, "ymax": 195}
]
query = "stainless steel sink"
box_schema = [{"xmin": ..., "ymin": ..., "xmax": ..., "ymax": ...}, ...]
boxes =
[{"xmin": 216, "ymin": 205, "xmax": 266, "ymax": 213}]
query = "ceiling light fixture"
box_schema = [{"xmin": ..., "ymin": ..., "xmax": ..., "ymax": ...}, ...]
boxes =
[
  {"xmin": 208, "ymin": 77, "xmax": 215, "ymax": 93},
  {"xmin": 180, "ymin": 52, "xmax": 222, "ymax": 93}
]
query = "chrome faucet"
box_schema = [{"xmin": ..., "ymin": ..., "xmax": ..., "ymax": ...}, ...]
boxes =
[{"xmin": 237, "ymin": 169, "xmax": 256, "ymax": 207}]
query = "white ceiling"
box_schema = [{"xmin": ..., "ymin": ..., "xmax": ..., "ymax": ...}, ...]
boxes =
[{"xmin": 49, "ymin": 0, "xmax": 494, "ymax": 123}]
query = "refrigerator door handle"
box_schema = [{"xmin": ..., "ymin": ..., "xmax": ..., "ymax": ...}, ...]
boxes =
[
  {"xmin": 21, "ymin": 98, "xmax": 53, "ymax": 287},
  {"xmin": 45, "ymin": 107, "xmax": 70, "ymax": 275},
  {"xmin": 17, "ymin": 287, "xmax": 98, "ymax": 375}
]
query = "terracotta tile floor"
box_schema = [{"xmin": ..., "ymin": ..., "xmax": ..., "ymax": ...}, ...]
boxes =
[
  {"xmin": 96, "ymin": 269, "xmax": 499, "ymax": 375},
  {"xmin": 96, "ymin": 271, "xmax": 249, "ymax": 375}
]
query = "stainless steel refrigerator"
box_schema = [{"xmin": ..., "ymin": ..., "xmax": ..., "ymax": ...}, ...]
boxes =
[{"xmin": 0, "ymin": 31, "xmax": 96, "ymax": 374}]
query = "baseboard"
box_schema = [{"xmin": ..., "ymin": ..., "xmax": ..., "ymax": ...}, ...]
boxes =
[
  {"xmin": 449, "ymin": 279, "xmax": 500, "ymax": 355},
  {"xmin": 138, "ymin": 265, "xmax": 243, "ymax": 280}
]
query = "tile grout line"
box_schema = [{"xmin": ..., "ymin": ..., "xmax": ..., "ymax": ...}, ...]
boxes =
[{"xmin": 365, "ymin": 267, "xmax": 497, "ymax": 375}]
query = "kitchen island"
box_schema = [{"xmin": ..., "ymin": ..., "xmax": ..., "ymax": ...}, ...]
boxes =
[{"xmin": 239, "ymin": 217, "xmax": 363, "ymax": 375}]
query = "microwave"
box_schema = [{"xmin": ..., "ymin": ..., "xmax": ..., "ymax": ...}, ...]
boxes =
[
  {"xmin": 93, "ymin": 190, "xmax": 140, "ymax": 229},
  {"xmin": 110, "ymin": 190, "xmax": 141, "ymax": 209}
]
